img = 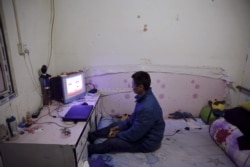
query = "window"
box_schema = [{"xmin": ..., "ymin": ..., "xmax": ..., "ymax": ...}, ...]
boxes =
[{"xmin": 0, "ymin": 15, "xmax": 16, "ymax": 106}]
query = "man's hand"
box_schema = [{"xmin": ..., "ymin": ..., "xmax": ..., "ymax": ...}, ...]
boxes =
[
  {"xmin": 110, "ymin": 126, "xmax": 119, "ymax": 132},
  {"xmin": 108, "ymin": 126, "xmax": 120, "ymax": 138}
]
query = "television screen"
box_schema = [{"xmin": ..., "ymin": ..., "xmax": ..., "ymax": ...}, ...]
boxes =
[
  {"xmin": 50, "ymin": 72, "xmax": 86, "ymax": 104},
  {"xmin": 63, "ymin": 73, "xmax": 85, "ymax": 99}
]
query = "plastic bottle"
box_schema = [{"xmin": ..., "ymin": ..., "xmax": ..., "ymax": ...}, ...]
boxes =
[
  {"xmin": 6, "ymin": 116, "xmax": 19, "ymax": 139},
  {"xmin": 39, "ymin": 65, "xmax": 52, "ymax": 105},
  {"xmin": 26, "ymin": 112, "xmax": 33, "ymax": 126},
  {"xmin": 40, "ymin": 74, "xmax": 52, "ymax": 105}
]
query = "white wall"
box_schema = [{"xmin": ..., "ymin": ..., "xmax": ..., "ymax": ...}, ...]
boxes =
[
  {"xmin": 0, "ymin": 0, "xmax": 249, "ymax": 124},
  {"xmin": 53, "ymin": 0, "xmax": 250, "ymax": 105},
  {"xmin": 53, "ymin": 0, "xmax": 250, "ymax": 78},
  {"xmin": 0, "ymin": 0, "xmax": 52, "ymax": 123}
]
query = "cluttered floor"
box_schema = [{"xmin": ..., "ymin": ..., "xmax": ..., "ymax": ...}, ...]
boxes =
[{"xmin": 87, "ymin": 118, "xmax": 236, "ymax": 167}]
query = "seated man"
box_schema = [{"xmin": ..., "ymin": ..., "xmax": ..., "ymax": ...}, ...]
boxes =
[{"xmin": 88, "ymin": 71, "xmax": 165, "ymax": 156}]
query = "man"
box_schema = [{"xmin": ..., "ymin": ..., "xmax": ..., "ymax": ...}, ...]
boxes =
[{"xmin": 88, "ymin": 71, "xmax": 165, "ymax": 156}]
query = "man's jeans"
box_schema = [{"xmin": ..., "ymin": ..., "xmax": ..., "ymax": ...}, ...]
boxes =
[{"xmin": 87, "ymin": 123, "xmax": 147, "ymax": 156}]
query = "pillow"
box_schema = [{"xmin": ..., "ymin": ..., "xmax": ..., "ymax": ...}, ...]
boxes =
[
  {"xmin": 239, "ymin": 101, "xmax": 250, "ymax": 111},
  {"xmin": 224, "ymin": 107, "xmax": 250, "ymax": 135}
]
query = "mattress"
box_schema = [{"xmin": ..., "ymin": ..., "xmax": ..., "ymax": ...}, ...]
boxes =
[{"xmin": 88, "ymin": 117, "xmax": 236, "ymax": 167}]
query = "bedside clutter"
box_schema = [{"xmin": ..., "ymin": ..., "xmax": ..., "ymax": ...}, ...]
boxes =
[{"xmin": 209, "ymin": 101, "xmax": 250, "ymax": 167}]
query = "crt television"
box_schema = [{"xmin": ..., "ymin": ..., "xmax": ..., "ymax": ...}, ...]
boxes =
[{"xmin": 50, "ymin": 72, "xmax": 86, "ymax": 104}]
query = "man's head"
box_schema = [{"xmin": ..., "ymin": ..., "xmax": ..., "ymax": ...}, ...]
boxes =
[{"xmin": 131, "ymin": 71, "xmax": 151, "ymax": 95}]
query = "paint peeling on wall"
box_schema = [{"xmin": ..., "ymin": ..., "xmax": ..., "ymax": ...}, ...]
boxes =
[
  {"xmin": 140, "ymin": 58, "xmax": 152, "ymax": 64},
  {"xmin": 143, "ymin": 24, "xmax": 148, "ymax": 32}
]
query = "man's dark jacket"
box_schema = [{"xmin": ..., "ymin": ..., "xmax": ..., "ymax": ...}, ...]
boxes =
[{"xmin": 116, "ymin": 88, "xmax": 165, "ymax": 151}]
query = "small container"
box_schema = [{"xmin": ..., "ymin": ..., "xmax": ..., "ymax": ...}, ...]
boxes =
[
  {"xmin": 42, "ymin": 87, "xmax": 52, "ymax": 105},
  {"xmin": 26, "ymin": 112, "xmax": 32, "ymax": 123},
  {"xmin": 40, "ymin": 74, "xmax": 52, "ymax": 106},
  {"xmin": 6, "ymin": 116, "xmax": 19, "ymax": 139}
]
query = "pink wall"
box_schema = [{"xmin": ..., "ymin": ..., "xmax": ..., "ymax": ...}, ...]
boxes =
[{"xmin": 87, "ymin": 72, "xmax": 228, "ymax": 119}]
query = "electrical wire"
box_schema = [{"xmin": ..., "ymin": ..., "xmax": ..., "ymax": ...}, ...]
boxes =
[
  {"xmin": 47, "ymin": 0, "xmax": 55, "ymax": 69},
  {"xmin": 96, "ymin": 91, "xmax": 134, "ymax": 118},
  {"xmin": 95, "ymin": 96, "xmax": 107, "ymax": 117},
  {"xmin": 33, "ymin": 105, "xmax": 76, "ymax": 128},
  {"xmin": 100, "ymin": 90, "xmax": 133, "ymax": 97},
  {"xmin": 34, "ymin": 121, "xmax": 76, "ymax": 129},
  {"xmin": 27, "ymin": 53, "xmax": 39, "ymax": 85},
  {"xmin": 12, "ymin": 0, "xmax": 22, "ymax": 45},
  {"xmin": 13, "ymin": 0, "xmax": 42, "ymax": 98},
  {"xmin": 22, "ymin": 55, "xmax": 42, "ymax": 96},
  {"xmin": 164, "ymin": 129, "xmax": 181, "ymax": 136},
  {"xmin": 12, "ymin": 0, "xmax": 56, "ymax": 105},
  {"xmin": 86, "ymin": 82, "xmax": 96, "ymax": 90}
]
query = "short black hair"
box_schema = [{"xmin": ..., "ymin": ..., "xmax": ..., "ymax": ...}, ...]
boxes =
[{"xmin": 131, "ymin": 71, "xmax": 151, "ymax": 90}]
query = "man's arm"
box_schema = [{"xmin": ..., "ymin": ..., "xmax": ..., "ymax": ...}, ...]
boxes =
[
  {"xmin": 117, "ymin": 113, "xmax": 133, "ymax": 130},
  {"xmin": 116, "ymin": 109, "xmax": 154, "ymax": 142}
]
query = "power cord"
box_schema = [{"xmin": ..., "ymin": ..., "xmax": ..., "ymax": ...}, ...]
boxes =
[
  {"xmin": 165, "ymin": 129, "xmax": 181, "ymax": 136},
  {"xmin": 164, "ymin": 126, "xmax": 201, "ymax": 137},
  {"xmin": 86, "ymin": 83, "xmax": 97, "ymax": 93},
  {"xmin": 33, "ymin": 121, "xmax": 76, "ymax": 129}
]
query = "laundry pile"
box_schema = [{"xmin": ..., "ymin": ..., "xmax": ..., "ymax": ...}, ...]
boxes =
[{"xmin": 168, "ymin": 111, "xmax": 196, "ymax": 122}]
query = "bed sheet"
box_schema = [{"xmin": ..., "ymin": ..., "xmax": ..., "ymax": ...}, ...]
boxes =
[{"xmin": 89, "ymin": 117, "xmax": 236, "ymax": 167}]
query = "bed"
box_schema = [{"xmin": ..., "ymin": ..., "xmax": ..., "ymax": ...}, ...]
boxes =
[{"xmin": 87, "ymin": 116, "xmax": 236, "ymax": 167}]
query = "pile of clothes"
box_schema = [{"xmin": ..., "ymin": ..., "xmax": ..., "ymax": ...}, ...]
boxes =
[{"xmin": 168, "ymin": 110, "xmax": 196, "ymax": 122}]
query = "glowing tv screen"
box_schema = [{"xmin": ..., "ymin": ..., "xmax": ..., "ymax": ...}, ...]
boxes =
[{"xmin": 50, "ymin": 72, "xmax": 86, "ymax": 104}]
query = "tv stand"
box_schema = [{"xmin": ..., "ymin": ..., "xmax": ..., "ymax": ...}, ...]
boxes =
[{"xmin": 0, "ymin": 94, "xmax": 100, "ymax": 167}]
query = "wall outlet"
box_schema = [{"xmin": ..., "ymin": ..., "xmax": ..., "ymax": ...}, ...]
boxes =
[{"xmin": 17, "ymin": 43, "xmax": 29, "ymax": 56}]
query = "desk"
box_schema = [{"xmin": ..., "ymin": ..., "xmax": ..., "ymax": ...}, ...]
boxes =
[{"xmin": 0, "ymin": 94, "xmax": 100, "ymax": 167}]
